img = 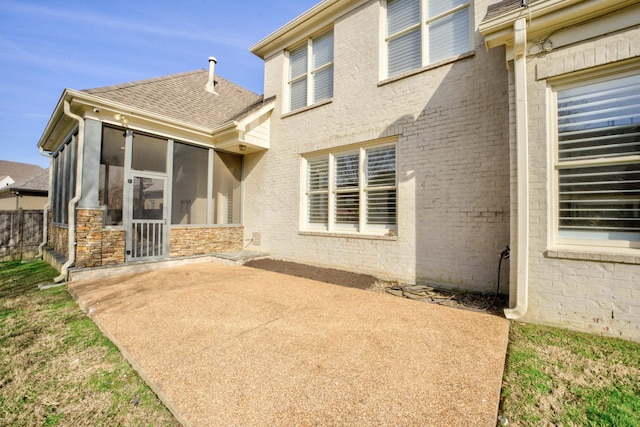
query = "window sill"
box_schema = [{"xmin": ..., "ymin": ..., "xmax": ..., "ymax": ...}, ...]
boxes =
[
  {"xmin": 299, "ymin": 230, "xmax": 398, "ymax": 241},
  {"xmin": 378, "ymin": 50, "xmax": 475, "ymax": 87},
  {"xmin": 282, "ymin": 99, "xmax": 332, "ymax": 118},
  {"xmin": 545, "ymin": 248, "xmax": 640, "ymax": 265}
]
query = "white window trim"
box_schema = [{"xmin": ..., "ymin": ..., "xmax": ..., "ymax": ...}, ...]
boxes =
[
  {"xmin": 380, "ymin": 0, "xmax": 472, "ymax": 80},
  {"xmin": 548, "ymin": 64, "xmax": 640, "ymax": 253},
  {"xmin": 301, "ymin": 139, "xmax": 398, "ymax": 236},
  {"xmin": 285, "ymin": 29, "xmax": 334, "ymax": 113}
]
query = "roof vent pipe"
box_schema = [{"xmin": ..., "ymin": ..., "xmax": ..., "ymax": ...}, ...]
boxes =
[{"xmin": 205, "ymin": 56, "xmax": 218, "ymax": 95}]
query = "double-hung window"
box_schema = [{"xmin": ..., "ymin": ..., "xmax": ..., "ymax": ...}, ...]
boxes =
[
  {"xmin": 304, "ymin": 143, "xmax": 397, "ymax": 235},
  {"xmin": 385, "ymin": 0, "xmax": 470, "ymax": 78},
  {"xmin": 288, "ymin": 29, "xmax": 334, "ymax": 112},
  {"xmin": 554, "ymin": 72, "xmax": 640, "ymax": 247}
]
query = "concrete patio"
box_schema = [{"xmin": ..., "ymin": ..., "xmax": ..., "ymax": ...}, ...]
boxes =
[{"xmin": 68, "ymin": 262, "xmax": 510, "ymax": 426}]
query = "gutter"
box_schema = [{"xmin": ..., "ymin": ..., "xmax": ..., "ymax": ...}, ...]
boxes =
[
  {"xmin": 37, "ymin": 147, "xmax": 53, "ymax": 259},
  {"xmin": 505, "ymin": 17, "xmax": 529, "ymax": 320},
  {"xmin": 54, "ymin": 100, "xmax": 85, "ymax": 283}
]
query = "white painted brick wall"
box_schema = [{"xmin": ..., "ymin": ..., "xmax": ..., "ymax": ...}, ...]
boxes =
[
  {"xmin": 519, "ymin": 24, "xmax": 640, "ymax": 341},
  {"xmin": 244, "ymin": 0, "xmax": 510, "ymax": 292}
]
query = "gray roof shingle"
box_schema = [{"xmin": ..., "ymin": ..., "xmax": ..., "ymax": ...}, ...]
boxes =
[
  {"xmin": 484, "ymin": 0, "xmax": 540, "ymax": 22},
  {"xmin": 0, "ymin": 160, "xmax": 44, "ymax": 183},
  {"xmin": 81, "ymin": 70, "xmax": 263, "ymax": 130},
  {"xmin": 7, "ymin": 169, "xmax": 49, "ymax": 193}
]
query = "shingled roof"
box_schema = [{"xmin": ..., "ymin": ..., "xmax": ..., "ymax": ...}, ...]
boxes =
[
  {"xmin": 2, "ymin": 169, "xmax": 49, "ymax": 194},
  {"xmin": 0, "ymin": 160, "xmax": 43, "ymax": 183},
  {"xmin": 484, "ymin": 0, "xmax": 540, "ymax": 22},
  {"xmin": 81, "ymin": 69, "xmax": 263, "ymax": 130}
]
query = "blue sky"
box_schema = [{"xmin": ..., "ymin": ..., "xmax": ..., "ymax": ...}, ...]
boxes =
[{"xmin": 0, "ymin": 0, "xmax": 319, "ymax": 168}]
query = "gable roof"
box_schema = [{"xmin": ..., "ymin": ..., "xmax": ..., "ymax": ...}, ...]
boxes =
[
  {"xmin": 484, "ymin": 0, "xmax": 540, "ymax": 21},
  {"xmin": 0, "ymin": 169, "xmax": 49, "ymax": 195},
  {"xmin": 81, "ymin": 69, "xmax": 263, "ymax": 130},
  {"xmin": 0, "ymin": 160, "xmax": 43, "ymax": 183}
]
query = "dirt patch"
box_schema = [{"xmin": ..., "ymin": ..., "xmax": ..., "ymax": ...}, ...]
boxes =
[
  {"xmin": 244, "ymin": 258, "xmax": 507, "ymax": 317},
  {"xmin": 244, "ymin": 258, "xmax": 378, "ymax": 290}
]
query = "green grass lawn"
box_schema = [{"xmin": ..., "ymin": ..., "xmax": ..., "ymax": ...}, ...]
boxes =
[
  {"xmin": 0, "ymin": 260, "xmax": 179, "ymax": 427},
  {"xmin": 500, "ymin": 322, "xmax": 640, "ymax": 426}
]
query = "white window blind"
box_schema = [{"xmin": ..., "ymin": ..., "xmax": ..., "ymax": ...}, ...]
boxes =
[
  {"xmin": 288, "ymin": 30, "xmax": 334, "ymax": 111},
  {"xmin": 556, "ymin": 74, "xmax": 640, "ymax": 242},
  {"xmin": 386, "ymin": 0, "xmax": 469, "ymax": 78},
  {"xmin": 307, "ymin": 157, "xmax": 329, "ymax": 225},
  {"xmin": 304, "ymin": 144, "xmax": 397, "ymax": 234}
]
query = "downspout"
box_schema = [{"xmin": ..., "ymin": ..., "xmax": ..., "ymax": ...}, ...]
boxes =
[
  {"xmin": 54, "ymin": 100, "xmax": 84, "ymax": 283},
  {"xmin": 505, "ymin": 17, "xmax": 529, "ymax": 319},
  {"xmin": 37, "ymin": 147, "xmax": 53, "ymax": 259}
]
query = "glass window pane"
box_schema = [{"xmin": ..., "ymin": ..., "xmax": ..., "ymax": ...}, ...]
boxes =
[
  {"xmin": 367, "ymin": 189, "xmax": 397, "ymax": 225},
  {"xmin": 290, "ymin": 78, "xmax": 308, "ymax": 110},
  {"xmin": 312, "ymin": 31, "xmax": 333, "ymax": 69},
  {"xmin": 335, "ymin": 192, "xmax": 359, "ymax": 224},
  {"xmin": 132, "ymin": 133, "xmax": 167, "ymax": 173},
  {"xmin": 313, "ymin": 66, "xmax": 334, "ymax": 103},
  {"xmin": 388, "ymin": 0, "xmax": 420, "ymax": 35},
  {"xmin": 213, "ymin": 151, "xmax": 242, "ymax": 225},
  {"xmin": 308, "ymin": 157, "xmax": 329, "ymax": 191},
  {"xmin": 367, "ymin": 146, "xmax": 396, "ymax": 187},
  {"xmin": 336, "ymin": 153, "xmax": 359, "ymax": 188},
  {"xmin": 100, "ymin": 126, "xmax": 126, "ymax": 226},
  {"xmin": 428, "ymin": 0, "xmax": 467, "ymax": 18},
  {"xmin": 289, "ymin": 45, "xmax": 308, "ymax": 80},
  {"xmin": 172, "ymin": 143, "xmax": 208, "ymax": 225},
  {"xmin": 308, "ymin": 193, "xmax": 328, "ymax": 224},
  {"xmin": 132, "ymin": 177, "xmax": 164, "ymax": 220},
  {"xmin": 428, "ymin": 7, "xmax": 469, "ymax": 63},
  {"xmin": 388, "ymin": 28, "xmax": 421, "ymax": 77}
]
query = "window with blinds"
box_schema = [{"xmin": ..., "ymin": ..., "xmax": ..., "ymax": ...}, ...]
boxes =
[
  {"xmin": 556, "ymin": 73, "xmax": 640, "ymax": 242},
  {"xmin": 304, "ymin": 144, "xmax": 397, "ymax": 234},
  {"xmin": 385, "ymin": 0, "xmax": 469, "ymax": 78},
  {"xmin": 288, "ymin": 29, "xmax": 334, "ymax": 112}
]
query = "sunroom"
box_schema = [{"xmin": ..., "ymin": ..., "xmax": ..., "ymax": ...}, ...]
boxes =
[{"xmin": 37, "ymin": 64, "xmax": 272, "ymax": 280}]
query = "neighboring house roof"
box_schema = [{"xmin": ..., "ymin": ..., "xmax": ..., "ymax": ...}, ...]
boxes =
[
  {"xmin": 0, "ymin": 168, "xmax": 49, "ymax": 195},
  {"xmin": 0, "ymin": 160, "xmax": 44, "ymax": 186},
  {"xmin": 81, "ymin": 70, "xmax": 263, "ymax": 130}
]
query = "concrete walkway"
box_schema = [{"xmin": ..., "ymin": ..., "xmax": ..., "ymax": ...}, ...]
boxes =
[{"xmin": 68, "ymin": 262, "xmax": 510, "ymax": 427}]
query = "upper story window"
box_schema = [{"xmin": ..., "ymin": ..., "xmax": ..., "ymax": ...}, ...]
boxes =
[
  {"xmin": 288, "ymin": 29, "xmax": 334, "ymax": 112},
  {"xmin": 303, "ymin": 142, "xmax": 397, "ymax": 235},
  {"xmin": 554, "ymin": 72, "xmax": 640, "ymax": 247},
  {"xmin": 385, "ymin": 0, "xmax": 470, "ymax": 78}
]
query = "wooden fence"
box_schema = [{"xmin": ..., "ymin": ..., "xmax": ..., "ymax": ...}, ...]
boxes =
[{"xmin": 0, "ymin": 209, "xmax": 44, "ymax": 261}]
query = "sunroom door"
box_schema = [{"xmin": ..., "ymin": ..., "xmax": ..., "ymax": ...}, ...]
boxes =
[{"xmin": 126, "ymin": 173, "xmax": 168, "ymax": 261}]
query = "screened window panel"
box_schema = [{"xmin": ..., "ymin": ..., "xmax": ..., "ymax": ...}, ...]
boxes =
[
  {"xmin": 387, "ymin": 0, "xmax": 420, "ymax": 35},
  {"xmin": 428, "ymin": 0, "xmax": 467, "ymax": 18},
  {"xmin": 367, "ymin": 146, "xmax": 396, "ymax": 187},
  {"xmin": 388, "ymin": 28, "xmax": 421, "ymax": 77},
  {"xmin": 100, "ymin": 126, "xmax": 126, "ymax": 226},
  {"xmin": 289, "ymin": 45, "xmax": 308, "ymax": 79},
  {"xmin": 335, "ymin": 192, "xmax": 359, "ymax": 224},
  {"xmin": 428, "ymin": 7, "xmax": 469, "ymax": 64},
  {"xmin": 312, "ymin": 31, "xmax": 334, "ymax": 68},
  {"xmin": 132, "ymin": 133, "xmax": 167, "ymax": 173},
  {"xmin": 367, "ymin": 189, "xmax": 397, "ymax": 224},
  {"xmin": 290, "ymin": 78, "xmax": 308, "ymax": 111},
  {"xmin": 336, "ymin": 153, "xmax": 359, "ymax": 188},
  {"xmin": 213, "ymin": 151, "xmax": 242, "ymax": 225},
  {"xmin": 313, "ymin": 66, "xmax": 334, "ymax": 103},
  {"xmin": 557, "ymin": 74, "xmax": 640, "ymax": 241},
  {"xmin": 172, "ymin": 142, "xmax": 208, "ymax": 225}
]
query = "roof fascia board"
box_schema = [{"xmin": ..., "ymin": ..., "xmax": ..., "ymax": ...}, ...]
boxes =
[
  {"xmin": 236, "ymin": 100, "xmax": 275, "ymax": 130},
  {"xmin": 250, "ymin": 0, "xmax": 365, "ymax": 58},
  {"xmin": 480, "ymin": 0, "xmax": 637, "ymax": 50}
]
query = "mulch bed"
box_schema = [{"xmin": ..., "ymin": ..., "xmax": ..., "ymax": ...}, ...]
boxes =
[{"xmin": 244, "ymin": 258, "xmax": 507, "ymax": 317}]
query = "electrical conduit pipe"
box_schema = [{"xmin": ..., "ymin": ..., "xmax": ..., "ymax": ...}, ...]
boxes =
[
  {"xmin": 505, "ymin": 17, "xmax": 529, "ymax": 319},
  {"xmin": 54, "ymin": 100, "xmax": 85, "ymax": 283}
]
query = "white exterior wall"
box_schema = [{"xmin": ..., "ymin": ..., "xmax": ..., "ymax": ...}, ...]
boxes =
[
  {"xmin": 518, "ymin": 24, "xmax": 640, "ymax": 341},
  {"xmin": 244, "ymin": 0, "xmax": 510, "ymax": 291}
]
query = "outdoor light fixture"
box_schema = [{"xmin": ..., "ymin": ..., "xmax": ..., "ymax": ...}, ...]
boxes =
[{"xmin": 239, "ymin": 144, "xmax": 247, "ymax": 151}]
